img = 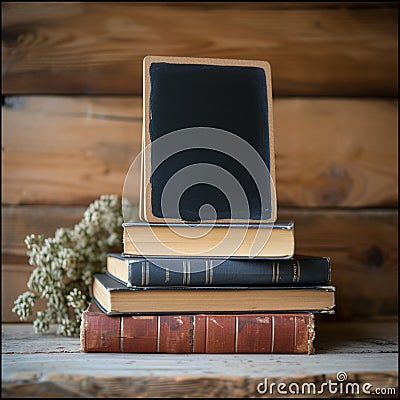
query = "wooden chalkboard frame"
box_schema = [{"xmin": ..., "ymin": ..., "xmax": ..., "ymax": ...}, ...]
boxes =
[{"xmin": 140, "ymin": 55, "xmax": 276, "ymax": 223}]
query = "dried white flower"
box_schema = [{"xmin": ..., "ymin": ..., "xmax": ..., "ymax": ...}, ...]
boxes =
[
  {"xmin": 13, "ymin": 194, "xmax": 122, "ymax": 336},
  {"xmin": 12, "ymin": 291, "xmax": 37, "ymax": 321}
]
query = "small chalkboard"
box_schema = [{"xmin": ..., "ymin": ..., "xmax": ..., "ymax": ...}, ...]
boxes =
[{"xmin": 140, "ymin": 56, "xmax": 276, "ymax": 223}]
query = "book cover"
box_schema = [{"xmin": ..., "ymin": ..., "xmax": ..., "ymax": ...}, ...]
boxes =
[
  {"xmin": 107, "ymin": 253, "xmax": 331, "ymax": 287},
  {"xmin": 80, "ymin": 301, "xmax": 315, "ymax": 354},
  {"xmin": 91, "ymin": 273, "xmax": 335, "ymax": 315}
]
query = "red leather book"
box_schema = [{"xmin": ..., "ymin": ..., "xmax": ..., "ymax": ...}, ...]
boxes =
[{"xmin": 80, "ymin": 302, "xmax": 315, "ymax": 354}]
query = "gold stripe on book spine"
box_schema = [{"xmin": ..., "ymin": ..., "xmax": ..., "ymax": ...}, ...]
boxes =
[
  {"xmin": 192, "ymin": 315, "xmax": 196, "ymax": 353},
  {"xmin": 271, "ymin": 316, "xmax": 275, "ymax": 352},
  {"xmin": 184, "ymin": 260, "xmax": 188, "ymax": 285},
  {"xmin": 272, "ymin": 261, "xmax": 276, "ymax": 283},
  {"xmin": 276, "ymin": 261, "xmax": 280, "ymax": 283},
  {"xmin": 234, "ymin": 316, "xmax": 239, "ymax": 354},
  {"xmin": 296, "ymin": 260, "xmax": 301, "ymax": 283},
  {"xmin": 120, "ymin": 315, "xmax": 124, "ymax": 352},
  {"xmin": 125, "ymin": 260, "xmax": 132, "ymax": 287},
  {"xmin": 145, "ymin": 261, "xmax": 150, "ymax": 286},
  {"xmin": 156, "ymin": 316, "xmax": 160, "ymax": 353}
]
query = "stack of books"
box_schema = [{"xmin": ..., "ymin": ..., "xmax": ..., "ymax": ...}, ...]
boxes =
[{"xmin": 80, "ymin": 56, "xmax": 335, "ymax": 354}]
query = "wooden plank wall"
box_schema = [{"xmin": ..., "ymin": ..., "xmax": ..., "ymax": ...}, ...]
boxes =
[{"xmin": 2, "ymin": 2, "xmax": 398, "ymax": 321}]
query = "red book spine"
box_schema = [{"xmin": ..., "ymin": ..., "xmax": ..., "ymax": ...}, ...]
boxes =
[{"xmin": 80, "ymin": 306, "xmax": 315, "ymax": 354}]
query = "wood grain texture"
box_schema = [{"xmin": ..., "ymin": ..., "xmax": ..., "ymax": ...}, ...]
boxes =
[
  {"xmin": 274, "ymin": 98, "xmax": 398, "ymax": 207},
  {"xmin": 2, "ymin": 96, "xmax": 142, "ymax": 205},
  {"xmin": 2, "ymin": 321, "xmax": 398, "ymax": 397},
  {"xmin": 2, "ymin": 372, "xmax": 398, "ymax": 398},
  {"xmin": 279, "ymin": 208, "xmax": 398, "ymax": 319},
  {"xmin": 1, "ymin": 205, "xmax": 85, "ymax": 257},
  {"xmin": 2, "ymin": 2, "xmax": 398, "ymax": 96},
  {"xmin": 1, "ymin": 206, "xmax": 397, "ymax": 321},
  {"xmin": 2, "ymin": 96, "xmax": 397, "ymax": 207}
]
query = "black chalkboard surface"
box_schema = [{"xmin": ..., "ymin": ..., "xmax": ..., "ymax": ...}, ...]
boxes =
[{"xmin": 140, "ymin": 56, "xmax": 276, "ymax": 223}]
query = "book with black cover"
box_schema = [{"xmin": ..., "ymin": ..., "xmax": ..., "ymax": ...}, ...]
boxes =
[
  {"xmin": 107, "ymin": 253, "xmax": 331, "ymax": 287},
  {"xmin": 91, "ymin": 273, "xmax": 336, "ymax": 315},
  {"xmin": 140, "ymin": 56, "xmax": 276, "ymax": 224}
]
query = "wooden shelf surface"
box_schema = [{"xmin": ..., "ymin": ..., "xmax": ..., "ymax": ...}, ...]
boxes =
[{"xmin": 2, "ymin": 320, "xmax": 398, "ymax": 397}]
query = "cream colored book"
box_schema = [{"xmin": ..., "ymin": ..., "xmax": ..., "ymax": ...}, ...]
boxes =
[
  {"xmin": 123, "ymin": 221, "xmax": 294, "ymax": 258},
  {"xmin": 92, "ymin": 273, "xmax": 335, "ymax": 315}
]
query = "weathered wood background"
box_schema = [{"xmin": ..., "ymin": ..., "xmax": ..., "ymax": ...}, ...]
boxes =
[{"xmin": 2, "ymin": 2, "xmax": 398, "ymax": 321}]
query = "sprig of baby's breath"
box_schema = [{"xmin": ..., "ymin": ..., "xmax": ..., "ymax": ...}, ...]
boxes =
[{"xmin": 12, "ymin": 194, "xmax": 123, "ymax": 336}]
